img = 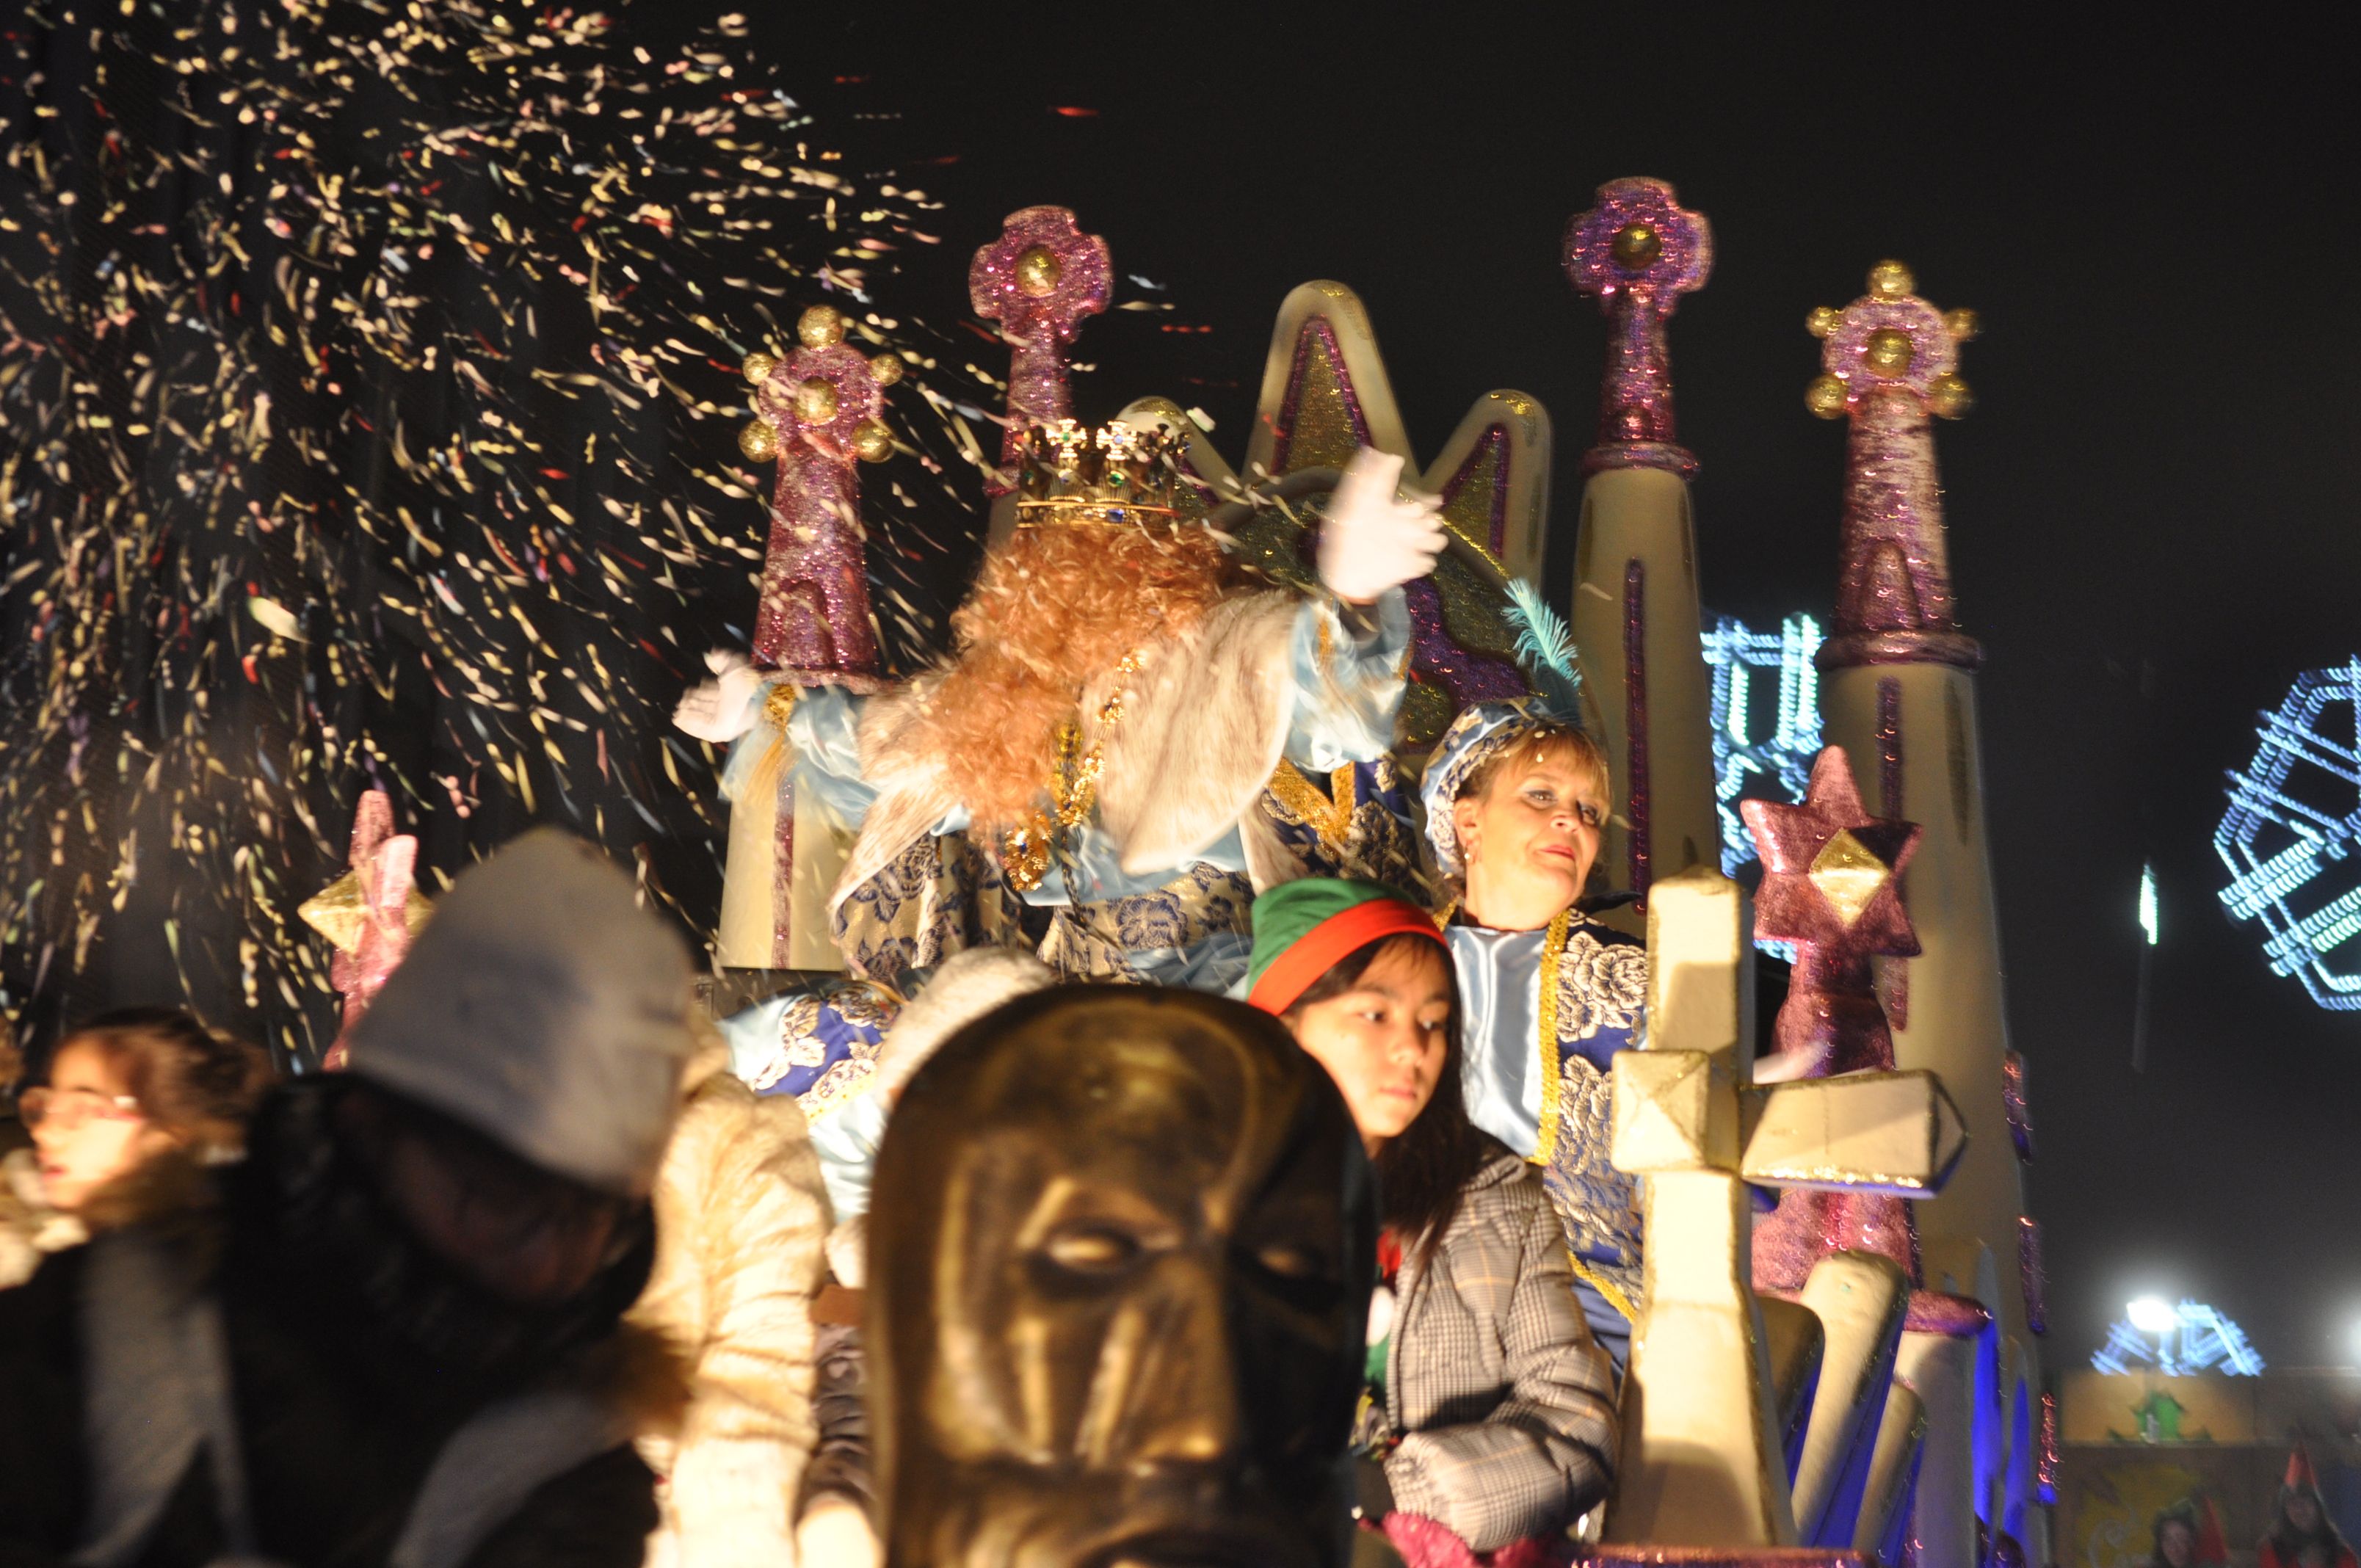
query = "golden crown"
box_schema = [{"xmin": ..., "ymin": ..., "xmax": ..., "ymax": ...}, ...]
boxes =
[{"xmin": 1013, "ymin": 418, "xmax": 1185, "ymax": 526}]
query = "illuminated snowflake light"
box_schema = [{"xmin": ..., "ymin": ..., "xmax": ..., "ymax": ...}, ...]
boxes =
[
  {"xmin": 2092, "ymin": 1299, "xmax": 2263, "ymax": 1376},
  {"xmin": 1702, "ymin": 613, "xmax": 1824, "ymax": 875},
  {"xmin": 2215, "ymin": 659, "xmax": 2361, "ymax": 1010}
]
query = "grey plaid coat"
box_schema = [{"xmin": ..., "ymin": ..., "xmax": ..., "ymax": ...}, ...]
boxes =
[{"xmin": 1379, "ymin": 1148, "xmax": 1620, "ymax": 1552}]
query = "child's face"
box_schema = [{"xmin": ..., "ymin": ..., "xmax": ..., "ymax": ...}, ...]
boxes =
[
  {"xmin": 1285, "ymin": 940, "xmax": 1452, "ymax": 1155},
  {"xmin": 1452, "ymin": 747, "xmax": 1606, "ymax": 932}
]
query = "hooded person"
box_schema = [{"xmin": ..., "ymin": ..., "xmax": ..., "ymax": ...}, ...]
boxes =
[
  {"xmin": 0, "ymin": 829, "xmax": 694, "ymax": 1568},
  {"xmin": 2262, "ymin": 1448, "xmax": 2357, "ymax": 1568}
]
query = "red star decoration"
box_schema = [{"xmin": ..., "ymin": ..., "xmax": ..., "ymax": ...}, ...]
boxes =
[{"xmin": 1741, "ymin": 747, "xmax": 1923, "ymax": 959}]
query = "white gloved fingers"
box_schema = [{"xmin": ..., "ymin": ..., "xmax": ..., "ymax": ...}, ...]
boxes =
[
  {"xmin": 1330, "ymin": 446, "xmax": 1407, "ymax": 515},
  {"xmin": 672, "ymin": 656, "xmax": 766, "ymax": 744}
]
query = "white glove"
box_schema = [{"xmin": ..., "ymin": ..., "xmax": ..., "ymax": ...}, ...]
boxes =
[
  {"xmin": 797, "ymin": 1498, "xmax": 881, "ymax": 1568},
  {"xmin": 672, "ymin": 649, "xmax": 767, "ymax": 744},
  {"xmin": 1318, "ymin": 447, "xmax": 1445, "ymax": 605}
]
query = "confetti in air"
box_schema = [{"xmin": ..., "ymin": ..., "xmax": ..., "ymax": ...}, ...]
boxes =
[{"xmin": 0, "ymin": 3, "xmax": 1018, "ymax": 1066}]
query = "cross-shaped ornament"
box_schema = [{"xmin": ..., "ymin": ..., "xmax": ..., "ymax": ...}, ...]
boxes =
[
  {"xmin": 742, "ymin": 304, "xmax": 893, "ymax": 687},
  {"xmin": 968, "ymin": 206, "xmax": 1111, "ymax": 484},
  {"xmin": 298, "ymin": 788, "xmax": 428, "ymax": 1069},
  {"xmin": 1564, "ymin": 178, "xmax": 1712, "ymax": 475},
  {"xmin": 1597, "ymin": 805, "xmax": 1967, "ymax": 1558}
]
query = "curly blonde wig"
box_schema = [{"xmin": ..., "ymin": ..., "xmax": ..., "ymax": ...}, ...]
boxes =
[{"xmin": 901, "ymin": 521, "xmax": 1238, "ymax": 832}]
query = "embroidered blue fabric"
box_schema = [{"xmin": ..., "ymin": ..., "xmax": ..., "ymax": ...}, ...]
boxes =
[{"xmin": 1448, "ymin": 918, "xmax": 1650, "ymax": 1335}]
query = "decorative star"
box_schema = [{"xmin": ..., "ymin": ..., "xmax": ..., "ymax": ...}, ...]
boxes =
[{"xmin": 1741, "ymin": 747, "xmax": 1922, "ymax": 957}]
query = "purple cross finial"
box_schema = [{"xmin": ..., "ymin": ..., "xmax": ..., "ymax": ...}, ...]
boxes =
[
  {"xmin": 1805, "ymin": 260, "xmax": 1981, "ymax": 670},
  {"xmin": 744, "ymin": 305, "xmax": 891, "ymax": 688},
  {"xmin": 1564, "ymin": 177, "xmax": 1712, "ymax": 476},
  {"xmin": 969, "ymin": 206, "xmax": 1111, "ymax": 484}
]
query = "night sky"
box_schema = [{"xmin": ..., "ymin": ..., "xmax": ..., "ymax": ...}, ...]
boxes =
[{"xmin": 764, "ymin": 10, "xmax": 2361, "ymax": 1371}]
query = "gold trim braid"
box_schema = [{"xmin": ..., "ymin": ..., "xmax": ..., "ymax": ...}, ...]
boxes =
[{"xmin": 1530, "ymin": 908, "xmax": 1576, "ymax": 1166}]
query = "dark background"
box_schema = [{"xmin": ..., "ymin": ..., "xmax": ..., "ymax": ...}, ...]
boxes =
[
  {"xmin": 769, "ymin": 9, "xmax": 2361, "ymax": 1373},
  {"xmin": 9, "ymin": 2, "xmax": 2358, "ymax": 1373}
]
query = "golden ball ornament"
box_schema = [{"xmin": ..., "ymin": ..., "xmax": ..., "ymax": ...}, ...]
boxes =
[
  {"xmin": 1806, "ymin": 305, "xmax": 1843, "ymax": 338},
  {"xmin": 1805, "ymin": 374, "xmax": 1849, "ymax": 419},
  {"xmin": 868, "ymin": 352, "xmax": 904, "ymax": 387},
  {"xmin": 1610, "ymin": 222, "xmax": 1662, "ymax": 270},
  {"xmin": 852, "ymin": 418, "xmax": 894, "ymax": 463},
  {"xmin": 793, "ymin": 377, "xmax": 840, "ymax": 424},
  {"xmin": 797, "ymin": 305, "xmax": 846, "ymax": 349},
  {"xmin": 1863, "ymin": 327, "xmax": 1916, "ymax": 377},
  {"xmin": 738, "ymin": 418, "xmax": 780, "ymax": 462},
  {"xmin": 1943, "ymin": 307, "xmax": 1981, "ymax": 341},
  {"xmin": 1014, "ymin": 244, "xmax": 1063, "ymax": 297},
  {"xmin": 1867, "ymin": 258, "xmax": 1915, "ymax": 300},
  {"xmin": 1927, "ymin": 372, "xmax": 1974, "ymax": 418},
  {"xmin": 741, "ymin": 351, "xmax": 779, "ymax": 385}
]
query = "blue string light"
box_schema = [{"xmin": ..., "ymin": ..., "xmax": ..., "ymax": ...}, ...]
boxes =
[
  {"xmin": 1701, "ymin": 612, "xmax": 1825, "ymax": 878},
  {"xmin": 2091, "ymin": 1299, "xmax": 2264, "ymax": 1376},
  {"xmin": 2214, "ymin": 658, "xmax": 2361, "ymax": 1010}
]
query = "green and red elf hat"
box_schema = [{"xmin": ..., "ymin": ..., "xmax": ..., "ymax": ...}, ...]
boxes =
[{"xmin": 1247, "ymin": 878, "xmax": 1443, "ymax": 1015}]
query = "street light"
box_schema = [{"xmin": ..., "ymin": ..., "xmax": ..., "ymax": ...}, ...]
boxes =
[{"xmin": 2128, "ymin": 1296, "xmax": 2180, "ymax": 1335}]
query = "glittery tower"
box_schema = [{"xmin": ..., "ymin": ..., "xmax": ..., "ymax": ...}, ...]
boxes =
[
  {"xmin": 1564, "ymin": 178, "xmax": 1721, "ymax": 928},
  {"xmin": 745, "ymin": 304, "xmax": 889, "ymax": 687},
  {"xmin": 1807, "ymin": 261, "xmax": 2046, "ymax": 1568},
  {"xmin": 718, "ymin": 303, "xmax": 898, "ymax": 971},
  {"xmin": 970, "ymin": 206, "xmax": 1110, "ymax": 532}
]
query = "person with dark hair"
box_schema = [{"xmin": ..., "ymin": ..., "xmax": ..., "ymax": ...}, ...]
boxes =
[
  {"xmin": 2262, "ymin": 1449, "xmax": 2357, "ymax": 1568},
  {"xmin": 0, "ymin": 830, "xmax": 692, "ymax": 1567},
  {"xmin": 1, "ymin": 1006, "xmax": 273, "ymax": 1287},
  {"xmin": 1247, "ymin": 877, "xmax": 1618, "ymax": 1566},
  {"xmin": 2154, "ymin": 1496, "xmax": 2228, "ymax": 1568}
]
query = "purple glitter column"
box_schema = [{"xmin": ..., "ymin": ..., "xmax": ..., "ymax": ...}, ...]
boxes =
[
  {"xmin": 749, "ymin": 334, "xmax": 885, "ymax": 687},
  {"xmin": 968, "ymin": 206, "xmax": 1111, "ymax": 485},
  {"xmin": 1809, "ymin": 264, "xmax": 1982, "ymax": 674},
  {"xmin": 1564, "ymin": 178, "xmax": 1712, "ymax": 478}
]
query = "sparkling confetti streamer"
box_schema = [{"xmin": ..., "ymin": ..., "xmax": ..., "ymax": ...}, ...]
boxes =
[{"xmin": 0, "ymin": 2, "xmax": 1015, "ymax": 1065}]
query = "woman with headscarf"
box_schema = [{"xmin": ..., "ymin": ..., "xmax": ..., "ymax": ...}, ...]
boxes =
[{"xmin": 1417, "ymin": 601, "xmax": 1647, "ymax": 1370}]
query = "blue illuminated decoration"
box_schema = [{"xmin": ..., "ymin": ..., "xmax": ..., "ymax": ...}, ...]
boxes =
[
  {"xmin": 2215, "ymin": 659, "xmax": 2361, "ymax": 1010},
  {"xmin": 2092, "ymin": 1300, "xmax": 2264, "ymax": 1377},
  {"xmin": 1702, "ymin": 613, "xmax": 1824, "ymax": 875}
]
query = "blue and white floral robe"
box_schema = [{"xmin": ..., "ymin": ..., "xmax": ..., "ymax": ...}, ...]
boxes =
[{"xmin": 1448, "ymin": 916, "xmax": 1649, "ymax": 1368}]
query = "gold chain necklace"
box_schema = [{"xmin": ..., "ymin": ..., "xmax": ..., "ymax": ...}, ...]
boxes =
[{"xmin": 1001, "ymin": 650, "xmax": 1142, "ymax": 893}]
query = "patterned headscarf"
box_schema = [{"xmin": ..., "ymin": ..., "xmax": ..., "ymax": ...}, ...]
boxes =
[{"xmin": 1418, "ymin": 695, "xmax": 1582, "ymax": 879}]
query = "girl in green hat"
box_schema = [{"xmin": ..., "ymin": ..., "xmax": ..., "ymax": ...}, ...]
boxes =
[{"xmin": 1250, "ymin": 877, "xmax": 1617, "ymax": 1563}]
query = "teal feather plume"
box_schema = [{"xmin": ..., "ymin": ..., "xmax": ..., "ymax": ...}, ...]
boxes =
[{"xmin": 1502, "ymin": 577, "xmax": 1583, "ymax": 714}]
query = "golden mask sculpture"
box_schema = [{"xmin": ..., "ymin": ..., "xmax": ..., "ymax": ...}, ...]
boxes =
[{"xmin": 868, "ymin": 987, "xmax": 1375, "ymax": 1568}]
